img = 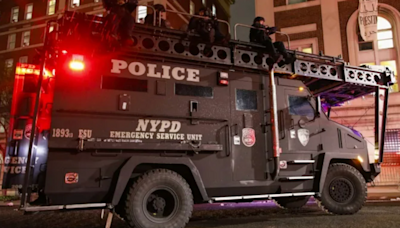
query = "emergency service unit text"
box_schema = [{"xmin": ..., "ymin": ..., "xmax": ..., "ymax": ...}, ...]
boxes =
[{"xmin": 109, "ymin": 119, "xmax": 203, "ymax": 141}]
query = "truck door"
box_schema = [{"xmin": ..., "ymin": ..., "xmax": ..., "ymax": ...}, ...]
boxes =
[
  {"xmin": 230, "ymin": 76, "xmax": 265, "ymax": 181},
  {"xmin": 279, "ymin": 88, "xmax": 321, "ymax": 153}
]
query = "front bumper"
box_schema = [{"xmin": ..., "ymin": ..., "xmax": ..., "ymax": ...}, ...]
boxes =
[{"xmin": 369, "ymin": 163, "xmax": 382, "ymax": 181}]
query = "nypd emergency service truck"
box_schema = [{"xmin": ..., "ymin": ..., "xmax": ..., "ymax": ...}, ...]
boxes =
[{"xmin": 2, "ymin": 11, "xmax": 395, "ymax": 228}]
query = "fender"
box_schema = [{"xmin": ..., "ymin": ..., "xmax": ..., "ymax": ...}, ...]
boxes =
[
  {"xmin": 318, "ymin": 152, "xmax": 371, "ymax": 194},
  {"xmin": 111, "ymin": 156, "xmax": 208, "ymax": 206}
]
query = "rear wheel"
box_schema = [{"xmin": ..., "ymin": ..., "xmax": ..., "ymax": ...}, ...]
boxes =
[
  {"xmin": 318, "ymin": 163, "xmax": 367, "ymax": 215},
  {"xmin": 274, "ymin": 196, "xmax": 310, "ymax": 210},
  {"xmin": 124, "ymin": 169, "xmax": 193, "ymax": 228}
]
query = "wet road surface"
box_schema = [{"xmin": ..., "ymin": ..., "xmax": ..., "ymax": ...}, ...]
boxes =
[{"xmin": 1, "ymin": 200, "xmax": 400, "ymax": 228}]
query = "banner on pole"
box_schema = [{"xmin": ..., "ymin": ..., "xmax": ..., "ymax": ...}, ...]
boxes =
[{"xmin": 358, "ymin": 0, "xmax": 379, "ymax": 42}]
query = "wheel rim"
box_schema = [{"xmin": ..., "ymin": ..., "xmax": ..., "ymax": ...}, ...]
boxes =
[
  {"xmin": 328, "ymin": 177, "xmax": 355, "ymax": 203},
  {"xmin": 143, "ymin": 186, "xmax": 179, "ymax": 223}
]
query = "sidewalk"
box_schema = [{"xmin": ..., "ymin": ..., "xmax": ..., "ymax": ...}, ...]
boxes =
[{"xmin": 367, "ymin": 185, "xmax": 400, "ymax": 200}]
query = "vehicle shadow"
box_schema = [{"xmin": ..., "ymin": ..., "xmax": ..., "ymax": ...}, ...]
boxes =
[{"xmin": 188, "ymin": 203, "xmax": 329, "ymax": 227}]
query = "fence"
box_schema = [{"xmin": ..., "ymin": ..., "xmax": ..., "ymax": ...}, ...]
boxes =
[{"xmin": 373, "ymin": 129, "xmax": 400, "ymax": 186}]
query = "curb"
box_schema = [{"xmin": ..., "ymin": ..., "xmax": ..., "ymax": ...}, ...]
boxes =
[{"xmin": 0, "ymin": 201, "xmax": 19, "ymax": 207}]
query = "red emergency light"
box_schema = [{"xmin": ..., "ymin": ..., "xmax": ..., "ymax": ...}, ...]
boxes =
[
  {"xmin": 69, "ymin": 61, "xmax": 85, "ymax": 71},
  {"xmin": 16, "ymin": 64, "xmax": 40, "ymax": 76},
  {"xmin": 68, "ymin": 54, "xmax": 85, "ymax": 71},
  {"xmin": 217, "ymin": 72, "xmax": 229, "ymax": 86},
  {"xmin": 16, "ymin": 64, "xmax": 54, "ymax": 78}
]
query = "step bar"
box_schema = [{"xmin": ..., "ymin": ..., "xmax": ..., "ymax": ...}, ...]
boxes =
[
  {"xmin": 282, "ymin": 176, "xmax": 315, "ymax": 181},
  {"xmin": 22, "ymin": 203, "xmax": 109, "ymax": 212},
  {"xmin": 212, "ymin": 192, "xmax": 316, "ymax": 202},
  {"xmin": 289, "ymin": 160, "xmax": 315, "ymax": 164}
]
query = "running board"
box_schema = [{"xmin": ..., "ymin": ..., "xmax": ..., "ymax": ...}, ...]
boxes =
[
  {"xmin": 212, "ymin": 192, "xmax": 316, "ymax": 202},
  {"xmin": 280, "ymin": 176, "xmax": 314, "ymax": 181},
  {"xmin": 22, "ymin": 203, "xmax": 109, "ymax": 212},
  {"xmin": 289, "ymin": 160, "xmax": 315, "ymax": 164}
]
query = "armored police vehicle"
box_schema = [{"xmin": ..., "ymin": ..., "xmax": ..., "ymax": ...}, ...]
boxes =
[{"xmin": 2, "ymin": 10, "xmax": 395, "ymax": 228}]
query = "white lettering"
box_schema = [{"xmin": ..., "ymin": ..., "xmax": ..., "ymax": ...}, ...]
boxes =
[
  {"xmin": 18, "ymin": 157, "xmax": 24, "ymax": 165},
  {"xmin": 187, "ymin": 69, "xmax": 200, "ymax": 82},
  {"xmin": 171, "ymin": 67, "xmax": 185, "ymax": 80},
  {"xmin": 161, "ymin": 65, "xmax": 171, "ymax": 79},
  {"xmin": 147, "ymin": 64, "xmax": 161, "ymax": 78},
  {"xmin": 159, "ymin": 121, "xmax": 171, "ymax": 132},
  {"xmin": 111, "ymin": 59, "xmax": 128, "ymax": 73},
  {"xmin": 136, "ymin": 119, "xmax": 150, "ymax": 131},
  {"xmin": 110, "ymin": 60, "xmax": 203, "ymax": 83},
  {"xmin": 150, "ymin": 120, "xmax": 161, "ymax": 132},
  {"xmin": 170, "ymin": 121, "xmax": 181, "ymax": 133},
  {"xmin": 79, "ymin": 129, "xmax": 92, "ymax": 139},
  {"xmin": 187, "ymin": 134, "xmax": 203, "ymax": 141},
  {"xmin": 128, "ymin": 62, "xmax": 146, "ymax": 76}
]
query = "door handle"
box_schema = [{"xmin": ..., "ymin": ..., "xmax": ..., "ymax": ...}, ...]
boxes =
[
  {"xmin": 279, "ymin": 110, "xmax": 285, "ymax": 139},
  {"xmin": 190, "ymin": 100, "xmax": 198, "ymax": 113},
  {"xmin": 190, "ymin": 101, "xmax": 199, "ymax": 125},
  {"xmin": 232, "ymin": 124, "xmax": 239, "ymax": 136}
]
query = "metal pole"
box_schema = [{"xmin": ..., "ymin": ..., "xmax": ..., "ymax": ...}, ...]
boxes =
[
  {"xmin": 137, "ymin": 5, "xmax": 156, "ymax": 26},
  {"xmin": 275, "ymin": 31, "xmax": 290, "ymax": 49},
  {"xmin": 20, "ymin": 22, "xmax": 50, "ymax": 208},
  {"xmin": 104, "ymin": 210, "xmax": 114, "ymax": 228},
  {"xmin": 234, "ymin": 23, "xmax": 239, "ymax": 40},
  {"xmin": 269, "ymin": 67, "xmax": 280, "ymax": 179},
  {"xmin": 374, "ymin": 87, "xmax": 380, "ymax": 163},
  {"xmin": 379, "ymin": 88, "xmax": 389, "ymax": 163}
]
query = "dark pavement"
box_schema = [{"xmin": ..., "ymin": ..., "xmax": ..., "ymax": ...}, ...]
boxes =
[{"xmin": 1, "ymin": 200, "xmax": 400, "ymax": 228}]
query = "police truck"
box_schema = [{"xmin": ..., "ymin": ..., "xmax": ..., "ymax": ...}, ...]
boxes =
[{"xmin": 1, "ymin": 11, "xmax": 395, "ymax": 228}]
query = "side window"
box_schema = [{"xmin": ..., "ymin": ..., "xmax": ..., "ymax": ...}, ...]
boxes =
[
  {"xmin": 288, "ymin": 95, "xmax": 315, "ymax": 120},
  {"xmin": 175, "ymin": 83, "xmax": 213, "ymax": 98},
  {"xmin": 101, "ymin": 76, "xmax": 148, "ymax": 92},
  {"xmin": 236, "ymin": 89, "xmax": 257, "ymax": 111}
]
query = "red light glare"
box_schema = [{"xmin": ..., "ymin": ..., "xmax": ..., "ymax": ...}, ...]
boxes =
[
  {"xmin": 69, "ymin": 60, "xmax": 85, "ymax": 71},
  {"xmin": 219, "ymin": 79, "xmax": 229, "ymax": 85},
  {"xmin": 16, "ymin": 66, "xmax": 40, "ymax": 76},
  {"xmin": 62, "ymin": 50, "xmax": 68, "ymax": 54}
]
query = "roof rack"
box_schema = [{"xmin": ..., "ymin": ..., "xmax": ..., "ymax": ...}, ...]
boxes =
[{"xmin": 50, "ymin": 11, "xmax": 395, "ymax": 108}]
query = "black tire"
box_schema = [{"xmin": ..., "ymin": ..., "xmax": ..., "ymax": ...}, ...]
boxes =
[
  {"xmin": 124, "ymin": 169, "xmax": 193, "ymax": 228},
  {"xmin": 275, "ymin": 196, "xmax": 310, "ymax": 210},
  {"xmin": 319, "ymin": 163, "xmax": 367, "ymax": 215}
]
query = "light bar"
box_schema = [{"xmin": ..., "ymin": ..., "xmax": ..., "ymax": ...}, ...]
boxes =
[
  {"xmin": 69, "ymin": 54, "xmax": 85, "ymax": 71},
  {"xmin": 69, "ymin": 60, "xmax": 85, "ymax": 71}
]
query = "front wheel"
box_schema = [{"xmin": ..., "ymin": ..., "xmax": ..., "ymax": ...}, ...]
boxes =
[
  {"xmin": 124, "ymin": 169, "xmax": 193, "ymax": 228},
  {"xmin": 318, "ymin": 163, "xmax": 367, "ymax": 215}
]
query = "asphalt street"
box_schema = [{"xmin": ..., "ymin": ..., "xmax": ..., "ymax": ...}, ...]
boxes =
[{"xmin": 1, "ymin": 200, "xmax": 400, "ymax": 228}]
